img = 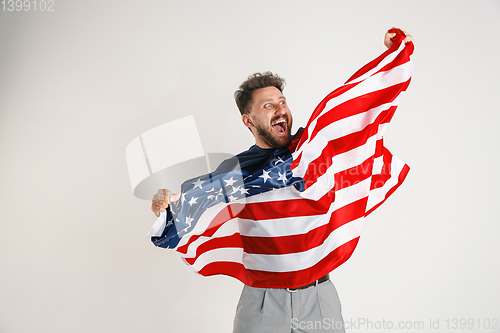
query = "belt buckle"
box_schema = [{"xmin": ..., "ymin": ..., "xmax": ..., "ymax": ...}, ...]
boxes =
[{"xmin": 286, "ymin": 287, "xmax": 299, "ymax": 293}]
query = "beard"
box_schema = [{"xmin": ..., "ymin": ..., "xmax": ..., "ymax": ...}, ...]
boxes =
[{"xmin": 254, "ymin": 115, "xmax": 292, "ymax": 149}]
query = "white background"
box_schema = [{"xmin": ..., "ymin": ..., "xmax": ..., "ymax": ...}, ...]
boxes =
[{"xmin": 1, "ymin": 1, "xmax": 499, "ymax": 332}]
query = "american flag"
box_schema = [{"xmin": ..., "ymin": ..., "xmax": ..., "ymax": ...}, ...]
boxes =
[{"xmin": 152, "ymin": 38, "xmax": 413, "ymax": 288}]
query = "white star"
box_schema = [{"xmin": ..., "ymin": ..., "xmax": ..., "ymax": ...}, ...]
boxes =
[
  {"xmin": 231, "ymin": 186, "xmax": 240, "ymax": 195},
  {"xmin": 192, "ymin": 178, "xmax": 205, "ymax": 190},
  {"xmin": 277, "ymin": 172, "xmax": 287, "ymax": 185},
  {"xmin": 205, "ymin": 187, "xmax": 215, "ymax": 193},
  {"xmin": 188, "ymin": 196, "xmax": 198, "ymax": 206},
  {"xmin": 274, "ymin": 156, "xmax": 285, "ymax": 165},
  {"xmin": 181, "ymin": 193, "xmax": 186, "ymax": 204},
  {"xmin": 224, "ymin": 176, "xmax": 238, "ymax": 186},
  {"xmin": 207, "ymin": 195, "xmax": 215, "ymax": 200},
  {"xmin": 259, "ymin": 170, "xmax": 272, "ymax": 183},
  {"xmin": 215, "ymin": 188, "xmax": 224, "ymax": 199},
  {"xmin": 228, "ymin": 195, "xmax": 238, "ymax": 202},
  {"xmin": 185, "ymin": 216, "xmax": 194, "ymax": 227},
  {"xmin": 238, "ymin": 187, "xmax": 249, "ymax": 195}
]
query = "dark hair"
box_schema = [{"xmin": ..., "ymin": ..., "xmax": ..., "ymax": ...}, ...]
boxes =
[{"xmin": 234, "ymin": 72, "xmax": 285, "ymax": 115}]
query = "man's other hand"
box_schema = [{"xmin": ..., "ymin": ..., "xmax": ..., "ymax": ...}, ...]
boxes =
[
  {"xmin": 384, "ymin": 28, "xmax": 413, "ymax": 49},
  {"xmin": 151, "ymin": 189, "xmax": 180, "ymax": 217}
]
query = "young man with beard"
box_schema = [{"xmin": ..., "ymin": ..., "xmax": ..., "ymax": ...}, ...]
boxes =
[{"xmin": 152, "ymin": 29, "xmax": 412, "ymax": 333}]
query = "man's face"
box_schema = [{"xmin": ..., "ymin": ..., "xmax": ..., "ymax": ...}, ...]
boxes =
[{"xmin": 244, "ymin": 86, "xmax": 293, "ymax": 149}]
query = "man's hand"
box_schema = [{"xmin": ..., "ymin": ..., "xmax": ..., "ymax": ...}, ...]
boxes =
[
  {"xmin": 151, "ymin": 189, "xmax": 180, "ymax": 217},
  {"xmin": 384, "ymin": 28, "xmax": 413, "ymax": 49}
]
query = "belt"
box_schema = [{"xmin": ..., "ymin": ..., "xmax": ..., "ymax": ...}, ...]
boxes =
[{"xmin": 286, "ymin": 274, "xmax": 330, "ymax": 293}]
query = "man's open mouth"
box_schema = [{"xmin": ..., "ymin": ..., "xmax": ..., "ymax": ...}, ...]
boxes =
[{"xmin": 271, "ymin": 118, "xmax": 287, "ymax": 135}]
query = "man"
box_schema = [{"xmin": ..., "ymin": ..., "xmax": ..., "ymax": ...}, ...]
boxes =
[{"xmin": 151, "ymin": 29, "xmax": 413, "ymax": 332}]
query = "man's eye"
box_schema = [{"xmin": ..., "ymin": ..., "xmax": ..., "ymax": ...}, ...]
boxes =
[
  {"xmin": 265, "ymin": 103, "xmax": 272, "ymax": 108},
  {"xmin": 280, "ymin": 101, "xmax": 286, "ymax": 105}
]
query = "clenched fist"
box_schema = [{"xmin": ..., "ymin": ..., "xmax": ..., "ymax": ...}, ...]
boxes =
[
  {"xmin": 384, "ymin": 28, "xmax": 413, "ymax": 49},
  {"xmin": 151, "ymin": 189, "xmax": 180, "ymax": 217}
]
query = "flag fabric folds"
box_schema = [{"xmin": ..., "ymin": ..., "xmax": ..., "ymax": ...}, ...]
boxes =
[{"xmin": 152, "ymin": 39, "xmax": 414, "ymax": 288}]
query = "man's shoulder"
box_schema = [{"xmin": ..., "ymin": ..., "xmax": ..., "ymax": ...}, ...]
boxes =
[
  {"xmin": 215, "ymin": 127, "xmax": 303, "ymax": 174},
  {"xmin": 214, "ymin": 145, "xmax": 268, "ymax": 173}
]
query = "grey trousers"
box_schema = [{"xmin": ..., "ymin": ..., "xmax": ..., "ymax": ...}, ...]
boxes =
[{"xmin": 232, "ymin": 280, "xmax": 345, "ymax": 333}]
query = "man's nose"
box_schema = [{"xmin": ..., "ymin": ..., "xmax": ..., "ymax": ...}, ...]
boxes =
[{"xmin": 275, "ymin": 104, "xmax": 286, "ymax": 115}]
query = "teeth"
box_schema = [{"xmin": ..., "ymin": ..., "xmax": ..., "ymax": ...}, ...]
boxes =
[{"xmin": 272, "ymin": 119, "xmax": 286, "ymax": 126}]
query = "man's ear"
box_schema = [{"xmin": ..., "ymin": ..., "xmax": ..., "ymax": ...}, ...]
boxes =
[{"xmin": 242, "ymin": 113, "xmax": 254, "ymax": 129}]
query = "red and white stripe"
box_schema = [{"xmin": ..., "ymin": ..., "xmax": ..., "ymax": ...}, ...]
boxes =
[{"xmin": 174, "ymin": 40, "xmax": 413, "ymax": 288}]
